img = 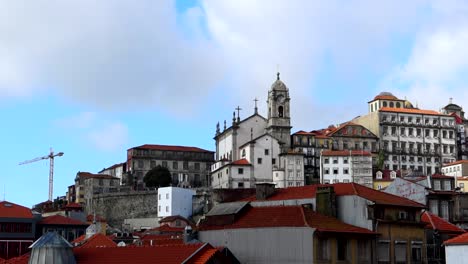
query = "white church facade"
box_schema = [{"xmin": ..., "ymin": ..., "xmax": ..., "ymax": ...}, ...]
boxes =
[{"xmin": 210, "ymin": 73, "xmax": 304, "ymax": 189}]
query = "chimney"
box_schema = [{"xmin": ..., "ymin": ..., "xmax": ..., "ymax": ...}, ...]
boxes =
[
  {"xmin": 183, "ymin": 225, "xmax": 193, "ymax": 243},
  {"xmin": 255, "ymin": 183, "xmax": 276, "ymax": 200},
  {"xmin": 316, "ymin": 186, "xmax": 337, "ymax": 217}
]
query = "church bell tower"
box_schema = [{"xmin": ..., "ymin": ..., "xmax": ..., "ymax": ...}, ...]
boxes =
[{"xmin": 266, "ymin": 72, "xmax": 292, "ymax": 150}]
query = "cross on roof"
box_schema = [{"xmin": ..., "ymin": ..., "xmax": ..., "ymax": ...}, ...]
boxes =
[{"xmin": 235, "ymin": 106, "xmax": 242, "ymax": 119}]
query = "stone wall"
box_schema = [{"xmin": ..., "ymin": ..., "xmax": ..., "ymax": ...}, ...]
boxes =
[{"xmin": 87, "ymin": 190, "xmax": 158, "ymax": 228}]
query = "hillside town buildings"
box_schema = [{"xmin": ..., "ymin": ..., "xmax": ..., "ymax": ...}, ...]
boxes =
[{"xmin": 320, "ymin": 150, "xmax": 373, "ymax": 187}]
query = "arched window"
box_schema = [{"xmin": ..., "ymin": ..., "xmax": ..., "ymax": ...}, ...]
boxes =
[
  {"xmin": 390, "ymin": 102, "xmax": 394, "ymax": 108},
  {"xmin": 371, "ymin": 104, "xmax": 374, "ymax": 112},
  {"xmin": 396, "ymin": 102, "xmax": 401, "ymax": 108},
  {"xmin": 241, "ymin": 149, "xmax": 246, "ymax": 158},
  {"xmin": 278, "ymin": 106, "xmax": 284, "ymax": 117},
  {"xmin": 383, "ymin": 101, "xmax": 388, "ymax": 107}
]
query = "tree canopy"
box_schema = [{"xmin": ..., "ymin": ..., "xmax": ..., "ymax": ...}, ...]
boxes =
[{"xmin": 143, "ymin": 165, "xmax": 172, "ymax": 188}]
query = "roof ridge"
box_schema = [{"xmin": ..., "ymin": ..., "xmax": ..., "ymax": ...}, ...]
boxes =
[
  {"xmin": 425, "ymin": 212, "xmax": 437, "ymax": 230},
  {"xmin": 300, "ymin": 206, "xmax": 311, "ymax": 228}
]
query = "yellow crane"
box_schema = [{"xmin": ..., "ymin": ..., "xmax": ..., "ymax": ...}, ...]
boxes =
[{"xmin": 19, "ymin": 148, "xmax": 64, "ymax": 201}]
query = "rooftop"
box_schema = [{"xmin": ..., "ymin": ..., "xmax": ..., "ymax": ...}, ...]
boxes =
[
  {"xmin": 73, "ymin": 233, "xmax": 117, "ymax": 248},
  {"xmin": 39, "ymin": 215, "xmax": 88, "ymax": 226},
  {"xmin": 322, "ymin": 150, "xmax": 372, "ymax": 157},
  {"xmin": 76, "ymin": 172, "xmax": 119, "ymax": 180},
  {"xmin": 444, "ymin": 232, "xmax": 468, "ymax": 245},
  {"xmin": 242, "ymin": 183, "xmax": 425, "ymax": 208},
  {"xmin": 422, "ymin": 212, "xmax": 465, "ymax": 234},
  {"xmin": 379, "ymin": 107, "xmax": 446, "ymax": 116},
  {"xmin": 443, "ymin": 160, "xmax": 468, "ymax": 167},
  {"xmin": 0, "ymin": 201, "xmax": 33, "ymax": 219},
  {"xmin": 230, "ymin": 158, "xmax": 251, "ymax": 166},
  {"xmin": 130, "ymin": 144, "xmax": 214, "ymax": 153}
]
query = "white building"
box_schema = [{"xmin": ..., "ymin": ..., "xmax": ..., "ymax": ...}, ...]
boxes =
[
  {"xmin": 353, "ymin": 92, "xmax": 457, "ymax": 175},
  {"xmin": 157, "ymin": 187, "xmax": 195, "ymax": 219},
  {"xmin": 211, "ymin": 73, "xmax": 304, "ymax": 189},
  {"xmin": 99, "ymin": 162, "xmax": 126, "ymax": 185},
  {"xmin": 444, "ymin": 233, "xmax": 468, "ymax": 264},
  {"xmin": 442, "ymin": 160, "xmax": 468, "ymax": 177},
  {"xmin": 273, "ymin": 152, "xmax": 305, "ymax": 188},
  {"xmin": 320, "ymin": 150, "xmax": 373, "ymax": 188}
]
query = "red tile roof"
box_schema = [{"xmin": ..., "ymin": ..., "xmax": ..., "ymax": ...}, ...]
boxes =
[
  {"xmin": 242, "ymin": 183, "xmax": 425, "ymax": 208},
  {"xmin": 372, "ymin": 94, "xmax": 399, "ymax": 100},
  {"xmin": 292, "ymin": 130, "xmax": 314, "ymax": 135},
  {"xmin": 431, "ymin": 174, "xmax": 454, "ymax": 179},
  {"xmin": 422, "ymin": 212, "xmax": 465, "ymax": 234},
  {"xmin": 0, "ymin": 201, "xmax": 33, "ymax": 219},
  {"xmin": 160, "ymin": 215, "xmax": 190, "ymax": 224},
  {"xmin": 74, "ymin": 233, "xmax": 117, "ymax": 248},
  {"xmin": 73, "ymin": 243, "xmax": 215, "ymax": 264},
  {"xmin": 65, "ymin": 203, "xmax": 83, "ymax": 209},
  {"xmin": 379, "ymin": 107, "xmax": 447, "ymax": 116},
  {"xmin": 131, "ymin": 144, "xmax": 214, "ymax": 153},
  {"xmin": 77, "ymin": 172, "xmax": 118, "ymax": 180},
  {"xmin": 443, "ymin": 160, "xmax": 468, "ymax": 167},
  {"xmin": 86, "ymin": 214, "xmax": 106, "ymax": 223},
  {"xmin": 150, "ymin": 224, "xmax": 184, "ymax": 233},
  {"xmin": 200, "ymin": 205, "xmax": 376, "ymax": 235},
  {"xmin": 39, "ymin": 215, "xmax": 88, "ymax": 226},
  {"xmin": 322, "ymin": 150, "xmax": 372, "ymax": 157},
  {"xmin": 0, "ymin": 253, "xmax": 29, "ymax": 264},
  {"xmin": 230, "ymin": 159, "xmax": 251, "ymax": 166},
  {"xmin": 444, "ymin": 232, "xmax": 468, "ymax": 245}
]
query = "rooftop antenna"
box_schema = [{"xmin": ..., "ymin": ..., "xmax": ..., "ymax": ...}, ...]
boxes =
[
  {"xmin": 254, "ymin": 98, "xmax": 258, "ymax": 114},
  {"xmin": 450, "ymin": 97, "xmax": 453, "ymax": 104}
]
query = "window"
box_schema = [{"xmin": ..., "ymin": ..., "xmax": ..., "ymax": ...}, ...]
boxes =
[
  {"xmin": 337, "ymin": 238, "xmax": 348, "ymax": 261},
  {"xmin": 444, "ymin": 180, "xmax": 451, "ymax": 191},
  {"xmin": 317, "ymin": 238, "xmax": 329, "ymax": 260},
  {"xmin": 264, "ymin": 149, "xmax": 269, "ymax": 155},
  {"xmin": 138, "ymin": 160, "xmax": 144, "ymax": 168},
  {"xmin": 278, "ymin": 106, "xmax": 284, "ymax": 117},
  {"xmin": 257, "ymin": 158, "xmax": 262, "ymax": 164},
  {"xmin": 324, "ymin": 180, "xmax": 330, "ymax": 184},
  {"xmin": 412, "ymin": 244, "xmax": 422, "ymax": 263},
  {"xmin": 441, "ymin": 201, "xmax": 449, "ymax": 220},
  {"xmin": 183, "ymin": 161, "xmax": 189, "ymax": 170},
  {"xmin": 343, "ymin": 179, "xmax": 350, "ymax": 183},
  {"xmin": 333, "ymin": 158, "xmax": 338, "ymax": 164},
  {"xmin": 272, "ymin": 158, "xmax": 276, "ymax": 165},
  {"xmin": 395, "ymin": 241, "xmax": 407, "ymax": 264},
  {"xmin": 173, "ymin": 161, "xmax": 178, "ymax": 169},
  {"xmin": 343, "ymin": 157, "xmax": 348, "ymax": 164},
  {"xmin": 325, "ymin": 168, "xmax": 330, "ymax": 174},
  {"xmin": 357, "ymin": 240, "xmax": 370, "ymax": 262},
  {"xmin": 333, "ymin": 168, "xmax": 339, "ymax": 175},
  {"xmin": 390, "ymin": 171, "xmax": 397, "ymax": 179},
  {"xmin": 377, "ymin": 241, "xmax": 390, "ymax": 263},
  {"xmin": 165, "ymin": 206, "xmax": 169, "ymax": 212},
  {"xmin": 344, "ymin": 168, "xmax": 349, "ymax": 174},
  {"xmin": 429, "ymin": 200, "xmax": 439, "ymax": 215},
  {"xmin": 324, "ymin": 158, "xmax": 329, "ymax": 164},
  {"xmin": 238, "ymin": 168, "xmax": 244, "ymax": 174},
  {"xmin": 162, "ymin": 161, "xmax": 168, "ymax": 168},
  {"xmin": 99, "ymin": 179, "xmax": 103, "ymax": 186},
  {"xmin": 158, "ymin": 205, "xmax": 161, "ymax": 212},
  {"xmin": 434, "ymin": 180, "xmax": 441, "ymax": 190},
  {"xmin": 238, "ymin": 182, "xmax": 244, "ymax": 188},
  {"xmin": 158, "ymin": 194, "xmax": 161, "ymax": 200},
  {"xmin": 150, "ymin": 160, "xmax": 156, "ymax": 168},
  {"xmin": 460, "ymin": 183, "xmax": 465, "ymax": 189},
  {"xmin": 376, "ymin": 171, "xmax": 383, "ymax": 179},
  {"xmin": 241, "ymin": 149, "xmax": 246, "ymax": 158},
  {"xmin": 194, "ymin": 163, "xmax": 200, "ymax": 170},
  {"xmin": 166, "ymin": 193, "xmax": 169, "ymax": 199}
]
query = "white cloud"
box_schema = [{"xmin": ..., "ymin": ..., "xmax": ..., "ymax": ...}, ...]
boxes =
[
  {"xmin": 55, "ymin": 112, "xmax": 128, "ymax": 151},
  {"xmin": 386, "ymin": 1, "xmax": 468, "ymax": 111}
]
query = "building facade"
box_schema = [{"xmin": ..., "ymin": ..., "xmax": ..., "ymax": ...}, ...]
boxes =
[
  {"xmin": 211, "ymin": 73, "xmax": 304, "ymax": 189},
  {"xmin": 353, "ymin": 92, "xmax": 457, "ymax": 175},
  {"xmin": 320, "ymin": 150, "xmax": 373, "ymax": 188},
  {"xmin": 98, "ymin": 162, "xmax": 127, "ymax": 185},
  {"xmin": 440, "ymin": 100, "xmax": 468, "ymax": 160},
  {"xmin": 74, "ymin": 172, "xmax": 119, "ymax": 205},
  {"xmin": 157, "ymin": 187, "xmax": 195, "ymax": 219},
  {"xmin": 126, "ymin": 145, "xmax": 214, "ymax": 189}
]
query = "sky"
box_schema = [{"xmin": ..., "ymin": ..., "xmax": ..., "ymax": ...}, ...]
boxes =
[{"xmin": 2, "ymin": 0, "xmax": 468, "ymax": 207}]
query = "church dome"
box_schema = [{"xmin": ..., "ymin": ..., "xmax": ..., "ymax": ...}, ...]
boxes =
[
  {"xmin": 404, "ymin": 100, "xmax": 414, "ymax": 109},
  {"xmin": 373, "ymin": 92, "xmax": 398, "ymax": 100},
  {"xmin": 270, "ymin": 72, "xmax": 288, "ymax": 91}
]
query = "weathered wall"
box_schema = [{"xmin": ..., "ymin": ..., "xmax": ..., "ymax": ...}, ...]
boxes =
[
  {"xmin": 384, "ymin": 178, "xmax": 427, "ymax": 205},
  {"xmin": 87, "ymin": 190, "xmax": 158, "ymax": 228}
]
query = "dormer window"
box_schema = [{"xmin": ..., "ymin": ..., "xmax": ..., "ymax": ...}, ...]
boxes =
[
  {"xmin": 376, "ymin": 171, "xmax": 383, "ymax": 179},
  {"xmin": 390, "ymin": 171, "xmax": 397, "ymax": 179}
]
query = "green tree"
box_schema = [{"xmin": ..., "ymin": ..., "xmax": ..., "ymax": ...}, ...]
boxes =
[
  {"xmin": 143, "ymin": 165, "xmax": 171, "ymax": 188},
  {"xmin": 376, "ymin": 149, "xmax": 385, "ymax": 170}
]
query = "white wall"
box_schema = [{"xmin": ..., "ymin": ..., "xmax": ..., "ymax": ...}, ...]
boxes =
[
  {"xmin": 446, "ymin": 245, "xmax": 468, "ymax": 264},
  {"xmin": 157, "ymin": 187, "xmax": 195, "ymax": 218},
  {"xmin": 199, "ymin": 227, "xmax": 314, "ymax": 264},
  {"xmin": 336, "ymin": 195, "xmax": 374, "ymax": 231},
  {"xmin": 217, "ymin": 134, "xmax": 233, "ymax": 161}
]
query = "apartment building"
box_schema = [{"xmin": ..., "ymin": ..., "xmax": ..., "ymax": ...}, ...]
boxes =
[
  {"xmin": 353, "ymin": 92, "xmax": 457, "ymax": 175},
  {"xmin": 127, "ymin": 144, "xmax": 214, "ymax": 189},
  {"xmin": 320, "ymin": 150, "xmax": 373, "ymax": 188}
]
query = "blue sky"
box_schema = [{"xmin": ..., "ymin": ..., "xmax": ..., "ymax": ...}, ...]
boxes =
[{"xmin": 1, "ymin": 0, "xmax": 468, "ymax": 207}]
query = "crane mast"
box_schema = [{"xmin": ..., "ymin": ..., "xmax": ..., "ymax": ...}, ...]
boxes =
[{"xmin": 19, "ymin": 148, "xmax": 64, "ymax": 201}]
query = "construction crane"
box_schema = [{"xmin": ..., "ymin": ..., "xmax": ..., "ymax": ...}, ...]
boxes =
[{"xmin": 19, "ymin": 148, "xmax": 64, "ymax": 201}]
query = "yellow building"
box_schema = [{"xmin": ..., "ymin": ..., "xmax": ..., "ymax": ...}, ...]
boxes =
[
  {"xmin": 456, "ymin": 176, "xmax": 468, "ymax": 192},
  {"xmin": 373, "ymin": 170, "xmax": 400, "ymax": 190}
]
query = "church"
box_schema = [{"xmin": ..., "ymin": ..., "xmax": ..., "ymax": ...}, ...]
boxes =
[{"xmin": 210, "ymin": 73, "xmax": 304, "ymax": 189}]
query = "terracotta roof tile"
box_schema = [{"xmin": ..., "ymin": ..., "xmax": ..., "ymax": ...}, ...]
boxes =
[
  {"xmin": 322, "ymin": 150, "xmax": 372, "ymax": 157},
  {"xmin": 372, "ymin": 95, "xmax": 399, "ymax": 100},
  {"xmin": 422, "ymin": 212, "xmax": 465, "ymax": 234},
  {"xmin": 160, "ymin": 215, "xmax": 190, "ymax": 223},
  {"xmin": 151, "ymin": 224, "xmax": 184, "ymax": 233},
  {"xmin": 443, "ymin": 160, "xmax": 468, "ymax": 167},
  {"xmin": 444, "ymin": 232, "xmax": 468, "ymax": 245},
  {"xmin": 39, "ymin": 215, "xmax": 88, "ymax": 226},
  {"xmin": 131, "ymin": 144, "xmax": 214, "ymax": 153},
  {"xmin": 75, "ymin": 233, "xmax": 117, "ymax": 248},
  {"xmin": 241, "ymin": 183, "xmax": 425, "ymax": 208},
  {"xmin": 231, "ymin": 159, "xmax": 251, "ymax": 166},
  {"xmin": 379, "ymin": 107, "xmax": 447, "ymax": 116},
  {"xmin": 190, "ymin": 248, "xmax": 219, "ymax": 264},
  {"xmin": 73, "ymin": 243, "xmax": 211, "ymax": 264},
  {"xmin": 0, "ymin": 201, "xmax": 33, "ymax": 219}
]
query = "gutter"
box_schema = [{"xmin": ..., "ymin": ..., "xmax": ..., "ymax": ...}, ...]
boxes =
[{"xmin": 181, "ymin": 242, "xmax": 209, "ymax": 264}]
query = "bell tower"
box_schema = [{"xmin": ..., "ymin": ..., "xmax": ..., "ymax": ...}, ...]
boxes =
[{"xmin": 266, "ymin": 72, "xmax": 292, "ymax": 149}]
